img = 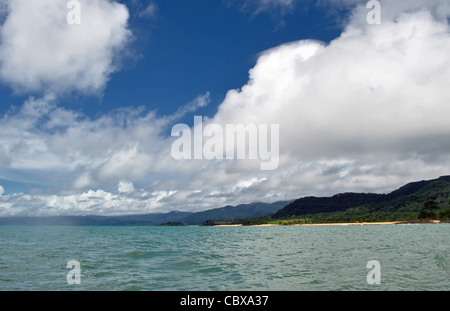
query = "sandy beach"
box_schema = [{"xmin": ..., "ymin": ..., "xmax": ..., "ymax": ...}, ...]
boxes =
[
  {"xmin": 291, "ymin": 222, "xmax": 401, "ymax": 226},
  {"xmin": 213, "ymin": 221, "xmax": 404, "ymax": 227},
  {"xmin": 212, "ymin": 220, "xmax": 447, "ymax": 227}
]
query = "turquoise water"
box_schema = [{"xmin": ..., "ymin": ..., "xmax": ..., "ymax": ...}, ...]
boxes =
[{"xmin": 0, "ymin": 224, "xmax": 449, "ymax": 291}]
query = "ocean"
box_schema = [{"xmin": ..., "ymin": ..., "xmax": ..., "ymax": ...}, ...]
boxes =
[{"xmin": 0, "ymin": 224, "xmax": 449, "ymax": 291}]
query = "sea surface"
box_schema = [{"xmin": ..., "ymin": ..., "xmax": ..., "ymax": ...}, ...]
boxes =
[{"xmin": 0, "ymin": 224, "xmax": 449, "ymax": 291}]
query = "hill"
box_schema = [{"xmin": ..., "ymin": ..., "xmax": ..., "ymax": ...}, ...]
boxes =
[
  {"xmin": 270, "ymin": 175, "xmax": 450, "ymax": 223},
  {"xmin": 179, "ymin": 201, "xmax": 291, "ymax": 225}
]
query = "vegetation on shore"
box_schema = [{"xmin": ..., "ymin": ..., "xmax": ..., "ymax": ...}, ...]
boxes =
[
  {"xmin": 202, "ymin": 176, "xmax": 450, "ymax": 226},
  {"xmin": 158, "ymin": 221, "xmax": 185, "ymax": 226}
]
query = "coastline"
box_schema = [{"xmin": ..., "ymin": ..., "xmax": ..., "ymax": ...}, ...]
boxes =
[
  {"xmin": 213, "ymin": 221, "xmax": 443, "ymax": 227},
  {"xmin": 290, "ymin": 221, "xmax": 400, "ymax": 226}
]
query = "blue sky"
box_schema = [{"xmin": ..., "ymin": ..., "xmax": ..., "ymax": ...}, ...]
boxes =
[
  {"xmin": 0, "ymin": 0, "xmax": 450, "ymax": 216},
  {"xmin": 102, "ymin": 0, "xmax": 347, "ymax": 121},
  {"xmin": 0, "ymin": 1, "xmax": 349, "ymax": 119}
]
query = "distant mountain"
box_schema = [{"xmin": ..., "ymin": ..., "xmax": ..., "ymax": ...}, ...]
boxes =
[
  {"xmin": 179, "ymin": 201, "xmax": 292, "ymax": 225},
  {"xmin": 0, "ymin": 211, "xmax": 193, "ymax": 226},
  {"xmin": 0, "ymin": 201, "xmax": 291, "ymax": 226},
  {"xmin": 271, "ymin": 175, "xmax": 450, "ymax": 221}
]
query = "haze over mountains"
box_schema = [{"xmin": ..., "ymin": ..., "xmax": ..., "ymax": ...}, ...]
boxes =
[{"xmin": 0, "ymin": 202, "xmax": 290, "ymax": 226}]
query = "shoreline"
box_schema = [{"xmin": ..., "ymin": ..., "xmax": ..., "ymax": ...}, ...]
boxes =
[{"xmin": 213, "ymin": 221, "xmax": 443, "ymax": 227}]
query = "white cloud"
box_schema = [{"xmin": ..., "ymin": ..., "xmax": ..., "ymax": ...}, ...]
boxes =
[
  {"xmin": 0, "ymin": 0, "xmax": 132, "ymax": 95},
  {"xmin": 209, "ymin": 1, "xmax": 450, "ymax": 194},
  {"xmin": 169, "ymin": 92, "xmax": 211, "ymax": 123},
  {"xmin": 229, "ymin": 0, "xmax": 295, "ymax": 16},
  {"xmin": 255, "ymin": 0, "xmax": 294, "ymax": 9},
  {"xmin": 0, "ymin": 96, "xmax": 178, "ymax": 191},
  {"xmin": 0, "ymin": 188, "xmax": 178, "ymax": 217},
  {"xmin": 214, "ymin": 3, "xmax": 450, "ymax": 154},
  {"xmin": 118, "ymin": 180, "xmax": 135, "ymax": 194},
  {"xmin": 0, "ymin": 91, "xmax": 219, "ymax": 198},
  {"xmin": 138, "ymin": 2, "xmax": 157, "ymax": 18},
  {"xmin": 0, "ymin": 185, "xmax": 4, "ymax": 196}
]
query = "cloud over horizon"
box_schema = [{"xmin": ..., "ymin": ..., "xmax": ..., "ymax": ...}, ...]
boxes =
[{"xmin": 0, "ymin": 0, "xmax": 450, "ymax": 216}]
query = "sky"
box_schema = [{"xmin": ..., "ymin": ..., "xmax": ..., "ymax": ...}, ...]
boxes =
[{"xmin": 0, "ymin": 0, "xmax": 450, "ymax": 216}]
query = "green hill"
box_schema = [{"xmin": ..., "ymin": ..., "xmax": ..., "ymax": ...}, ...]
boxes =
[{"xmin": 270, "ymin": 175, "xmax": 450, "ymax": 223}]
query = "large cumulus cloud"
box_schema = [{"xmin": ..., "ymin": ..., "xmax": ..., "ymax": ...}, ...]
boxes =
[{"xmin": 211, "ymin": 0, "xmax": 450, "ymax": 189}]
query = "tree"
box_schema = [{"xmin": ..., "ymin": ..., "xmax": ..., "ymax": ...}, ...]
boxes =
[
  {"xmin": 422, "ymin": 200, "xmax": 440, "ymax": 219},
  {"xmin": 439, "ymin": 209, "xmax": 450, "ymax": 221}
]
